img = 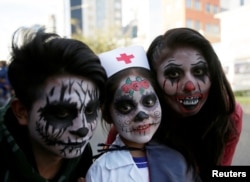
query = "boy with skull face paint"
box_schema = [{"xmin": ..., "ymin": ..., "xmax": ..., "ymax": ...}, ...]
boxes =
[
  {"xmin": 0, "ymin": 27, "xmax": 107, "ymax": 181},
  {"xmin": 86, "ymin": 46, "xmax": 201, "ymax": 182}
]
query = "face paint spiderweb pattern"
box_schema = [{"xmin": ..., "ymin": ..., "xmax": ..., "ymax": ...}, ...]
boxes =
[{"xmin": 34, "ymin": 79, "xmax": 100, "ymax": 157}]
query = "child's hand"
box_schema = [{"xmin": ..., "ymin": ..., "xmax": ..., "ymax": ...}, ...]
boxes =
[{"xmin": 77, "ymin": 177, "xmax": 85, "ymax": 182}]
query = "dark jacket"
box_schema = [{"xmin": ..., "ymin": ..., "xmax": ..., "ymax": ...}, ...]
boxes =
[{"xmin": 146, "ymin": 140, "xmax": 202, "ymax": 182}]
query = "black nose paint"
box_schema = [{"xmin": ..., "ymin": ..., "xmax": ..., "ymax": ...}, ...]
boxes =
[
  {"xmin": 70, "ymin": 127, "xmax": 89, "ymax": 137},
  {"xmin": 134, "ymin": 111, "xmax": 149, "ymax": 122}
]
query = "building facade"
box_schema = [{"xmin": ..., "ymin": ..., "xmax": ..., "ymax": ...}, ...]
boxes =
[
  {"xmin": 69, "ymin": 0, "xmax": 122, "ymax": 37},
  {"xmin": 161, "ymin": 0, "xmax": 221, "ymax": 43},
  {"xmin": 132, "ymin": 0, "xmax": 222, "ymax": 48},
  {"xmin": 215, "ymin": 3, "xmax": 250, "ymax": 92}
]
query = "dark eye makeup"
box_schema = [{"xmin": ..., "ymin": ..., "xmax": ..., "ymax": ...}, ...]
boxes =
[
  {"xmin": 38, "ymin": 101, "xmax": 78, "ymax": 128},
  {"xmin": 114, "ymin": 95, "xmax": 136, "ymax": 114},
  {"xmin": 142, "ymin": 93, "xmax": 157, "ymax": 107}
]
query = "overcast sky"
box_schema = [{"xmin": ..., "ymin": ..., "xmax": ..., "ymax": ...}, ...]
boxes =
[
  {"xmin": 0, "ymin": 0, "xmax": 62, "ymax": 60},
  {"xmin": 0, "ymin": 0, "xmax": 137, "ymax": 61}
]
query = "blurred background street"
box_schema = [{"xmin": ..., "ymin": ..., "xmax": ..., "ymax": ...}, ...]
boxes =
[{"xmin": 232, "ymin": 105, "xmax": 250, "ymax": 165}]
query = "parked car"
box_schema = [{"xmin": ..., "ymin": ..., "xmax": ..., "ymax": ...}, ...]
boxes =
[{"xmin": 223, "ymin": 59, "xmax": 250, "ymax": 92}]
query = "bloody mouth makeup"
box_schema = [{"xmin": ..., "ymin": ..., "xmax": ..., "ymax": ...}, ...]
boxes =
[{"xmin": 156, "ymin": 47, "xmax": 211, "ymax": 117}]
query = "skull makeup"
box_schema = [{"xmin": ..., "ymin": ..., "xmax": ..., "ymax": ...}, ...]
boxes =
[
  {"xmin": 28, "ymin": 75, "xmax": 101, "ymax": 158},
  {"xmin": 110, "ymin": 75, "xmax": 162, "ymax": 145}
]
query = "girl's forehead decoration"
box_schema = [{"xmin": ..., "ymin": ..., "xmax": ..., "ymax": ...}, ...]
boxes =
[{"xmin": 120, "ymin": 76, "xmax": 150, "ymax": 97}]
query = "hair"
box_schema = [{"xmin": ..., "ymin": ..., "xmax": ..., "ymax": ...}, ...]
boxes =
[
  {"xmin": 147, "ymin": 28, "xmax": 237, "ymax": 178},
  {"xmin": 8, "ymin": 27, "xmax": 107, "ymax": 110},
  {"xmin": 102, "ymin": 67, "xmax": 162, "ymax": 127}
]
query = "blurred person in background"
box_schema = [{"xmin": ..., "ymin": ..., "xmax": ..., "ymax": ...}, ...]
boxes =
[{"xmin": 0, "ymin": 60, "xmax": 11, "ymax": 106}]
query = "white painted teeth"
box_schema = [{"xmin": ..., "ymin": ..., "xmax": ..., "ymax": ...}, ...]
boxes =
[
  {"xmin": 183, "ymin": 99, "xmax": 198, "ymax": 105},
  {"xmin": 179, "ymin": 97, "xmax": 199, "ymax": 105}
]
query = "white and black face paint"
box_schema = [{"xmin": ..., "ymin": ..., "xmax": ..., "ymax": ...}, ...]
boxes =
[
  {"xmin": 28, "ymin": 75, "xmax": 101, "ymax": 158},
  {"xmin": 110, "ymin": 75, "xmax": 162, "ymax": 145}
]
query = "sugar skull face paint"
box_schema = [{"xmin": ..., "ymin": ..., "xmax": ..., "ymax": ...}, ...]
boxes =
[
  {"xmin": 110, "ymin": 75, "xmax": 161, "ymax": 145},
  {"xmin": 156, "ymin": 46, "xmax": 211, "ymax": 117},
  {"xmin": 28, "ymin": 75, "xmax": 100, "ymax": 158}
]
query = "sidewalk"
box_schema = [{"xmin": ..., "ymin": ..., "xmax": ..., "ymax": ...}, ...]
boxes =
[{"xmin": 241, "ymin": 104, "xmax": 250, "ymax": 114}]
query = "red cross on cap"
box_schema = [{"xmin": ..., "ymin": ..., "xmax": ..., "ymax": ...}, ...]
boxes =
[
  {"xmin": 98, "ymin": 45, "xmax": 150, "ymax": 78},
  {"xmin": 116, "ymin": 53, "xmax": 135, "ymax": 64}
]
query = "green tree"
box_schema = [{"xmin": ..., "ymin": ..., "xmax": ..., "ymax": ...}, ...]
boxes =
[
  {"xmin": 71, "ymin": 18, "xmax": 134, "ymax": 54},
  {"xmin": 72, "ymin": 26, "xmax": 124, "ymax": 54},
  {"xmin": 72, "ymin": 32, "xmax": 116, "ymax": 54}
]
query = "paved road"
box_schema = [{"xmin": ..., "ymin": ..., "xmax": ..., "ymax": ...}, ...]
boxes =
[
  {"xmin": 90, "ymin": 107, "xmax": 250, "ymax": 164},
  {"xmin": 90, "ymin": 123, "xmax": 109, "ymax": 156},
  {"xmin": 232, "ymin": 111, "xmax": 250, "ymax": 165}
]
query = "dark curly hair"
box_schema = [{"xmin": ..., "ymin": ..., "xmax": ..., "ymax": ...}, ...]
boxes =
[{"xmin": 8, "ymin": 27, "xmax": 107, "ymax": 110}]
